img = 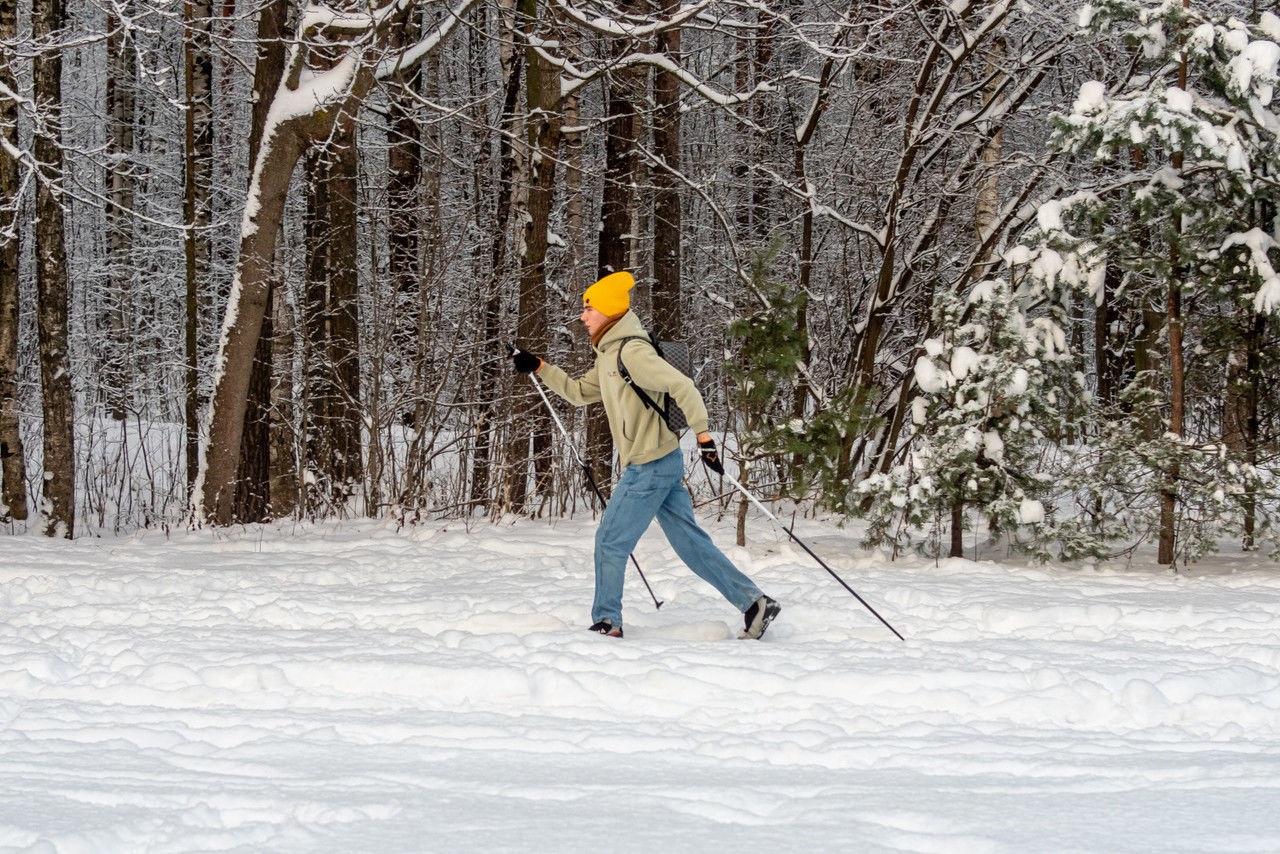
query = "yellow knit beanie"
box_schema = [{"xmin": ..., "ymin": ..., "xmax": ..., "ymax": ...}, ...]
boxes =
[{"xmin": 583, "ymin": 271, "xmax": 634, "ymax": 317}]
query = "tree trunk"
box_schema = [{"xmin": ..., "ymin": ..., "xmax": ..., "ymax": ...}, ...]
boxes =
[
  {"xmin": 563, "ymin": 59, "xmax": 587, "ymax": 301},
  {"xmin": 507, "ymin": 0, "xmax": 560, "ymax": 514},
  {"xmin": 472, "ymin": 0, "xmax": 522, "ymax": 512},
  {"xmin": 1158, "ymin": 41, "xmax": 1189, "ymax": 567},
  {"xmin": 233, "ymin": 0, "xmax": 291, "ymax": 523},
  {"xmin": 200, "ymin": 117, "xmax": 309, "ymax": 524},
  {"xmin": 183, "ymin": 0, "xmax": 213, "ymax": 494},
  {"xmin": 1094, "ymin": 262, "xmax": 1122, "ymax": 410},
  {"xmin": 591, "ymin": 34, "xmax": 641, "ymax": 491},
  {"xmin": 235, "ymin": 285, "xmax": 273, "ymax": 521},
  {"xmin": 326, "ymin": 115, "xmax": 363, "ymax": 509},
  {"xmin": 950, "ymin": 503, "xmax": 964, "ymax": 558},
  {"xmin": 0, "ymin": 0, "xmax": 29, "ymax": 521},
  {"xmin": 1242, "ymin": 312, "xmax": 1263, "ymax": 549},
  {"xmin": 104, "ymin": 2, "xmax": 136, "ymax": 421},
  {"xmin": 651, "ymin": 0, "xmax": 682, "ymax": 341},
  {"xmin": 388, "ymin": 13, "xmax": 424, "ymax": 358},
  {"xmin": 974, "ymin": 35, "xmax": 1004, "ymax": 279},
  {"xmin": 269, "ymin": 282, "xmax": 296, "ymax": 518},
  {"xmin": 32, "ymin": 0, "xmax": 75, "ymax": 537}
]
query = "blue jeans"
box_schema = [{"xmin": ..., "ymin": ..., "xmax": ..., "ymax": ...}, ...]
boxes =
[{"xmin": 592, "ymin": 448, "xmax": 763, "ymax": 626}]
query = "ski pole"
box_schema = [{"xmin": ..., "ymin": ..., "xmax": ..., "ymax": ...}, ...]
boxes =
[
  {"xmin": 515, "ymin": 346, "xmax": 664, "ymax": 610},
  {"xmin": 721, "ymin": 470, "xmax": 904, "ymax": 641}
]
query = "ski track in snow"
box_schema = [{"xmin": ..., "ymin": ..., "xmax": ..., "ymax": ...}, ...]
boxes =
[{"xmin": 1, "ymin": 516, "xmax": 1278, "ymax": 853}]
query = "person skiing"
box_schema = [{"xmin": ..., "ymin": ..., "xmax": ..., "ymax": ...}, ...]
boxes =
[{"xmin": 508, "ymin": 270, "xmax": 781, "ymax": 640}]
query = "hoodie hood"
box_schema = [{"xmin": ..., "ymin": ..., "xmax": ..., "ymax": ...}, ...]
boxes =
[{"xmin": 591, "ymin": 310, "xmax": 648, "ymax": 355}]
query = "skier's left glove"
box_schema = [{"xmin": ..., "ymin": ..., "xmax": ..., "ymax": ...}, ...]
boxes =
[
  {"xmin": 506, "ymin": 344, "xmax": 542, "ymax": 374},
  {"xmin": 698, "ymin": 437, "xmax": 724, "ymax": 475}
]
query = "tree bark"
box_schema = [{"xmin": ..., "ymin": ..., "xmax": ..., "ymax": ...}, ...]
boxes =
[
  {"xmin": 183, "ymin": 0, "xmax": 213, "ymax": 494},
  {"xmin": 326, "ymin": 115, "xmax": 363, "ymax": 508},
  {"xmin": 388, "ymin": 12, "xmax": 424, "ymax": 357},
  {"xmin": 590, "ymin": 30, "xmax": 641, "ymax": 491},
  {"xmin": 302, "ymin": 148, "xmax": 330, "ymax": 513},
  {"xmin": 507, "ymin": 0, "xmax": 560, "ymax": 514},
  {"xmin": 950, "ymin": 503, "xmax": 964, "ymax": 558},
  {"xmin": 472, "ymin": 0, "xmax": 522, "ymax": 512},
  {"xmin": 0, "ymin": 0, "xmax": 29, "ymax": 521},
  {"xmin": 201, "ymin": 118, "xmax": 308, "ymax": 523},
  {"xmin": 974, "ymin": 35, "xmax": 1004, "ymax": 279},
  {"xmin": 32, "ymin": 0, "xmax": 75, "ymax": 537},
  {"xmin": 651, "ymin": 0, "xmax": 682, "ymax": 341},
  {"xmin": 104, "ymin": 2, "xmax": 136, "ymax": 420},
  {"xmin": 234, "ymin": 0, "xmax": 291, "ymax": 523},
  {"xmin": 269, "ymin": 283, "xmax": 296, "ymax": 518},
  {"xmin": 1158, "ymin": 33, "xmax": 1189, "ymax": 567}
]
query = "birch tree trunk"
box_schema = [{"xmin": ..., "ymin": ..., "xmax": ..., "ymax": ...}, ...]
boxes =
[
  {"xmin": 183, "ymin": 0, "xmax": 213, "ymax": 492},
  {"xmin": 973, "ymin": 35, "xmax": 1004, "ymax": 280},
  {"xmin": 32, "ymin": 0, "xmax": 75, "ymax": 537},
  {"xmin": 0, "ymin": 0, "xmax": 28, "ymax": 521}
]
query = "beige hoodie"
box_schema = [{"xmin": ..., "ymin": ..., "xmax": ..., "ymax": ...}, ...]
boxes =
[{"xmin": 537, "ymin": 311, "xmax": 709, "ymax": 468}]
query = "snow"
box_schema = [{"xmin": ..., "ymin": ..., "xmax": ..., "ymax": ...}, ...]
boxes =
[
  {"xmin": 2, "ymin": 517, "xmax": 1280, "ymax": 852},
  {"xmin": 982, "ymin": 430, "xmax": 1005, "ymax": 464},
  {"xmin": 1036, "ymin": 199, "xmax": 1063, "ymax": 232},
  {"xmin": 1164, "ymin": 86, "xmax": 1192, "ymax": 114},
  {"xmin": 950, "ymin": 345, "xmax": 980, "ymax": 380},
  {"xmin": 1017, "ymin": 497, "xmax": 1045, "ymax": 524},
  {"xmin": 1071, "ymin": 80, "xmax": 1106, "ymax": 117},
  {"xmin": 913, "ymin": 354, "xmax": 949, "ymax": 393},
  {"xmin": 1222, "ymin": 227, "xmax": 1280, "ymax": 313},
  {"xmin": 1263, "ymin": 12, "xmax": 1280, "ymax": 42}
]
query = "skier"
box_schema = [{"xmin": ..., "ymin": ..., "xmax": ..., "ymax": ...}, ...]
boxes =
[{"xmin": 509, "ymin": 270, "xmax": 781, "ymax": 640}]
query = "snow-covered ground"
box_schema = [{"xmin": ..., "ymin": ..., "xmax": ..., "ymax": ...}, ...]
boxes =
[{"xmin": 2, "ymin": 511, "xmax": 1279, "ymax": 853}]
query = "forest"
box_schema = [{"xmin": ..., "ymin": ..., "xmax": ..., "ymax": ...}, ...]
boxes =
[{"xmin": 2, "ymin": 0, "xmax": 1277, "ymax": 566}]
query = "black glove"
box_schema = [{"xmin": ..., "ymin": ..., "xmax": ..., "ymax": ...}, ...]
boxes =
[
  {"xmin": 507, "ymin": 344, "xmax": 542, "ymax": 374},
  {"xmin": 699, "ymin": 437, "xmax": 724, "ymax": 475}
]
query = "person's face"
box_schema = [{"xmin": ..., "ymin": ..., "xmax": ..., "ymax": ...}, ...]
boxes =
[{"xmin": 580, "ymin": 304, "xmax": 610, "ymax": 336}]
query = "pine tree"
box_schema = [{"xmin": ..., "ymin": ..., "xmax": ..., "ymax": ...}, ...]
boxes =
[
  {"xmin": 856, "ymin": 279, "xmax": 1084, "ymax": 560},
  {"xmin": 1026, "ymin": 1, "xmax": 1280, "ymax": 562}
]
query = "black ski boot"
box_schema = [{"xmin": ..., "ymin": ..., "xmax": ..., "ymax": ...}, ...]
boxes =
[
  {"xmin": 589, "ymin": 620, "xmax": 623, "ymax": 638},
  {"xmin": 740, "ymin": 595, "xmax": 781, "ymax": 640}
]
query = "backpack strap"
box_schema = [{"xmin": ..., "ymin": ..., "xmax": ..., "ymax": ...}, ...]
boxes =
[{"xmin": 616, "ymin": 337, "xmax": 672, "ymax": 430}]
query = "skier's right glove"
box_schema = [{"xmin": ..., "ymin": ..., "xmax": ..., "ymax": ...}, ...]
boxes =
[
  {"xmin": 506, "ymin": 344, "xmax": 542, "ymax": 374},
  {"xmin": 698, "ymin": 437, "xmax": 724, "ymax": 475}
]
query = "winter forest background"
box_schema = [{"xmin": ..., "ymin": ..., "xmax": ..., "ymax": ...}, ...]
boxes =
[{"xmin": 2, "ymin": 0, "xmax": 1278, "ymax": 566}]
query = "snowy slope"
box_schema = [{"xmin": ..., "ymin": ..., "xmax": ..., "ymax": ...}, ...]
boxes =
[{"xmin": 1, "ymin": 514, "xmax": 1278, "ymax": 853}]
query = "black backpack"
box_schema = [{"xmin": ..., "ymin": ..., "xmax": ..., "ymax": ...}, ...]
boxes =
[{"xmin": 616, "ymin": 336, "xmax": 692, "ymax": 435}]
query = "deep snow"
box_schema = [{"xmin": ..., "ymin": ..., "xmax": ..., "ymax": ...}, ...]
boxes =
[{"xmin": 1, "ymin": 510, "xmax": 1278, "ymax": 853}]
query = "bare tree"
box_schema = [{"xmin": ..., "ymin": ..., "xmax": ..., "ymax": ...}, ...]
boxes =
[{"xmin": 196, "ymin": 0, "xmax": 483, "ymax": 524}]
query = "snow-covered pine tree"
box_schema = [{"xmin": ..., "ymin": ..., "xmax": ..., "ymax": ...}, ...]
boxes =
[
  {"xmin": 1024, "ymin": 0, "xmax": 1280, "ymax": 563},
  {"xmin": 856, "ymin": 278, "xmax": 1086, "ymax": 561}
]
